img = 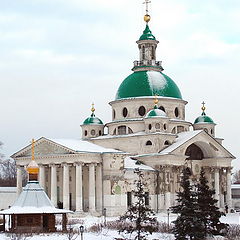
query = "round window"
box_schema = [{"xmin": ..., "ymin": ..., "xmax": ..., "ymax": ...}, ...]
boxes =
[
  {"xmin": 159, "ymin": 106, "xmax": 165, "ymax": 112},
  {"xmin": 138, "ymin": 106, "xmax": 146, "ymax": 116},
  {"xmin": 148, "ymin": 124, "xmax": 152, "ymax": 130},
  {"xmin": 123, "ymin": 107, "xmax": 128, "ymax": 117},
  {"xmin": 175, "ymin": 107, "xmax": 179, "ymax": 117},
  {"xmin": 155, "ymin": 123, "xmax": 160, "ymax": 129},
  {"xmin": 91, "ymin": 129, "xmax": 96, "ymax": 136},
  {"xmin": 84, "ymin": 130, "xmax": 87, "ymax": 136}
]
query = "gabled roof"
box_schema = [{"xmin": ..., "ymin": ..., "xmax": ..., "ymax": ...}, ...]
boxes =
[
  {"xmin": 11, "ymin": 137, "xmax": 122, "ymax": 158},
  {"xmin": 0, "ymin": 181, "xmax": 70, "ymax": 214},
  {"xmin": 160, "ymin": 130, "xmax": 235, "ymax": 159}
]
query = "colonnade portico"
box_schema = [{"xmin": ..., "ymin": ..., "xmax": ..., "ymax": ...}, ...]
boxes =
[{"xmin": 16, "ymin": 161, "xmax": 103, "ymax": 214}]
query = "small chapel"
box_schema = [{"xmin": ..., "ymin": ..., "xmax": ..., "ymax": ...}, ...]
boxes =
[{"xmin": 11, "ymin": 2, "xmax": 235, "ymax": 217}]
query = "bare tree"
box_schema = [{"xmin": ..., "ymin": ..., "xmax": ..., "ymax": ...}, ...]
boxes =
[{"xmin": 233, "ymin": 170, "xmax": 240, "ymax": 184}]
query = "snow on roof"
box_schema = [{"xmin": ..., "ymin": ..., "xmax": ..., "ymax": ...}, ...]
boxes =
[
  {"xmin": 160, "ymin": 130, "xmax": 202, "ymax": 154},
  {"xmin": 0, "ymin": 187, "xmax": 17, "ymax": 192},
  {"xmin": 124, "ymin": 157, "xmax": 155, "ymax": 171},
  {"xmin": 48, "ymin": 138, "xmax": 122, "ymax": 153},
  {"xmin": 0, "ymin": 181, "xmax": 71, "ymax": 214}
]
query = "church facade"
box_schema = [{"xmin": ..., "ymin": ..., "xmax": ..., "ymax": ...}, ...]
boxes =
[{"xmin": 12, "ymin": 11, "xmax": 235, "ymax": 217}]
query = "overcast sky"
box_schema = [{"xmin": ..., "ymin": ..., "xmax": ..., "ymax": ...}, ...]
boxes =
[{"xmin": 0, "ymin": 0, "xmax": 239, "ymax": 169}]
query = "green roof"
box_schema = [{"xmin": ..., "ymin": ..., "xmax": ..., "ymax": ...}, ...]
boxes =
[
  {"xmin": 115, "ymin": 71, "xmax": 182, "ymax": 100},
  {"xmin": 83, "ymin": 113, "xmax": 103, "ymax": 125},
  {"xmin": 194, "ymin": 112, "xmax": 214, "ymax": 124},
  {"xmin": 146, "ymin": 105, "xmax": 167, "ymax": 118},
  {"xmin": 139, "ymin": 24, "xmax": 156, "ymax": 41}
]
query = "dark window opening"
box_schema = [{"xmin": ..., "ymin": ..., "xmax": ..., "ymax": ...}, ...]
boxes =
[
  {"xmin": 145, "ymin": 192, "xmax": 150, "ymax": 206},
  {"xmin": 99, "ymin": 130, "xmax": 102, "ymax": 135},
  {"xmin": 175, "ymin": 107, "xmax": 179, "ymax": 117},
  {"xmin": 185, "ymin": 143, "xmax": 204, "ymax": 160},
  {"xmin": 123, "ymin": 107, "xmax": 128, "ymax": 118},
  {"xmin": 91, "ymin": 129, "xmax": 95, "ymax": 136},
  {"xmin": 146, "ymin": 140, "xmax": 152, "ymax": 146},
  {"xmin": 138, "ymin": 106, "xmax": 146, "ymax": 116},
  {"xmin": 164, "ymin": 141, "xmax": 170, "ymax": 145},
  {"xmin": 128, "ymin": 127, "xmax": 133, "ymax": 134},
  {"xmin": 159, "ymin": 106, "xmax": 165, "ymax": 112},
  {"xmin": 127, "ymin": 192, "xmax": 132, "ymax": 207},
  {"xmin": 118, "ymin": 126, "xmax": 127, "ymax": 135},
  {"xmin": 113, "ymin": 109, "xmax": 116, "ymax": 120},
  {"xmin": 148, "ymin": 124, "xmax": 152, "ymax": 130},
  {"xmin": 152, "ymin": 46, "xmax": 155, "ymax": 60},
  {"xmin": 84, "ymin": 130, "xmax": 87, "ymax": 136},
  {"xmin": 163, "ymin": 124, "xmax": 167, "ymax": 130},
  {"xmin": 142, "ymin": 46, "xmax": 145, "ymax": 60}
]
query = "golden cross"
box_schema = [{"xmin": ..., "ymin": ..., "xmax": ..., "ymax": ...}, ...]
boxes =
[
  {"xmin": 143, "ymin": 0, "xmax": 151, "ymax": 14},
  {"xmin": 31, "ymin": 139, "xmax": 35, "ymax": 161},
  {"xmin": 201, "ymin": 101, "xmax": 206, "ymax": 112}
]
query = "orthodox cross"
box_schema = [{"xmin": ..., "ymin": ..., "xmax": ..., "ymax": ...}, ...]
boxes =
[
  {"xmin": 143, "ymin": 0, "xmax": 151, "ymax": 15},
  {"xmin": 201, "ymin": 101, "xmax": 206, "ymax": 112}
]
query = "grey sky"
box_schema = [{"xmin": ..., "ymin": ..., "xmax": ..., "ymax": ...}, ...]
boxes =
[{"xmin": 0, "ymin": 0, "xmax": 239, "ymax": 169}]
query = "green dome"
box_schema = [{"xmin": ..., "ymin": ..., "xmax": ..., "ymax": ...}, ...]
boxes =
[
  {"xmin": 146, "ymin": 106, "xmax": 167, "ymax": 118},
  {"xmin": 139, "ymin": 24, "xmax": 156, "ymax": 41},
  {"xmin": 194, "ymin": 112, "xmax": 214, "ymax": 124},
  {"xmin": 115, "ymin": 71, "xmax": 182, "ymax": 100},
  {"xmin": 83, "ymin": 113, "xmax": 103, "ymax": 125}
]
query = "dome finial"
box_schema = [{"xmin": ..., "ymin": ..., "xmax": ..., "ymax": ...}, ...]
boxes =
[
  {"xmin": 143, "ymin": 0, "xmax": 151, "ymax": 23},
  {"xmin": 201, "ymin": 101, "xmax": 206, "ymax": 115},
  {"xmin": 27, "ymin": 138, "xmax": 39, "ymax": 181},
  {"xmin": 154, "ymin": 95, "xmax": 159, "ymax": 109},
  {"xmin": 91, "ymin": 103, "xmax": 95, "ymax": 117}
]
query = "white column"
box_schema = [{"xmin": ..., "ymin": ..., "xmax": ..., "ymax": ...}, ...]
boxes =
[
  {"xmin": 96, "ymin": 164, "xmax": 103, "ymax": 212},
  {"xmin": 50, "ymin": 164, "xmax": 57, "ymax": 207},
  {"xmin": 63, "ymin": 163, "xmax": 70, "ymax": 210},
  {"xmin": 226, "ymin": 167, "xmax": 232, "ymax": 210},
  {"xmin": 39, "ymin": 165, "xmax": 45, "ymax": 190},
  {"xmin": 16, "ymin": 166, "xmax": 22, "ymax": 196},
  {"xmin": 89, "ymin": 163, "xmax": 96, "ymax": 213},
  {"xmin": 75, "ymin": 162, "xmax": 83, "ymax": 212},
  {"xmin": 214, "ymin": 168, "xmax": 220, "ymax": 207}
]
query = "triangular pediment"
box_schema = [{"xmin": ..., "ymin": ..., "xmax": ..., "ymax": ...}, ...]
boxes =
[
  {"xmin": 161, "ymin": 130, "xmax": 235, "ymax": 159},
  {"xmin": 12, "ymin": 137, "xmax": 76, "ymax": 158}
]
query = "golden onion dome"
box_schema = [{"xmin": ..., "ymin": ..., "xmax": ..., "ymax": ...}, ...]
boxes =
[{"xmin": 27, "ymin": 160, "xmax": 39, "ymax": 175}]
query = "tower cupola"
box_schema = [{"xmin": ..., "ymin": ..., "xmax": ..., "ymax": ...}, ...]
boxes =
[
  {"xmin": 193, "ymin": 102, "xmax": 216, "ymax": 137},
  {"xmin": 27, "ymin": 139, "xmax": 39, "ymax": 182},
  {"xmin": 81, "ymin": 103, "xmax": 104, "ymax": 139}
]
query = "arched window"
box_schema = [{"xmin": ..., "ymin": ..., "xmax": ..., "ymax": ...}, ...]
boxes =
[
  {"xmin": 99, "ymin": 130, "xmax": 102, "ymax": 136},
  {"xmin": 155, "ymin": 123, "xmax": 160, "ymax": 129},
  {"xmin": 175, "ymin": 107, "xmax": 179, "ymax": 118},
  {"xmin": 128, "ymin": 127, "xmax": 133, "ymax": 134},
  {"xmin": 142, "ymin": 46, "xmax": 145, "ymax": 60},
  {"xmin": 113, "ymin": 128, "xmax": 116, "ymax": 135},
  {"xmin": 113, "ymin": 109, "xmax": 116, "ymax": 120},
  {"xmin": 91, "ymin": 129, "xmax": 95, "ymax": 136},
  {"xmin": 163, "ymin": 124, "xmax": 167, "ymax": 130},
  {"xmin": 152, "ymin": 46, "xmax": 155, "ymax": 60},
  {"xmin": 118, "ymin": 126, "xmax": 127, "ymax": 135},
  {"xmin": 159, "ymin": 106, "xmax": 165, "ymax": 112},
  {"xmin": 164, "ymin": 140, "xmax": 170, "ymax": 145},
  {"xmin": 146, "ymin": 140, "xmax": 152, "ymax": 146},
  {"xmin": 177, "ymin": 126, "xmax": 184, "ymax": 133},
  {"xmin": 84, "ymin": 130, "xmax": 87, "ymax": 136},
  {"xmin": 171, "ymin": 127, "xmax": 176, "ymax": 134},
  {"xmin": 148, "ymin": 124, "xmax": 152, "ymax": 130},
  {"xmin": 185, "ymin": 144, "xmax": 204, "ymax": 160}
]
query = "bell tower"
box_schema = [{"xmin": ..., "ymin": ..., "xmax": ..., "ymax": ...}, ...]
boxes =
[{"xmin": 133, "ymin": 0, "xmax": 163, "ymax": 72}]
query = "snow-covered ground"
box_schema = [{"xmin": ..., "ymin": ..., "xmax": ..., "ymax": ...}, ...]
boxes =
[{"xmin": 0, "ymin": 213, "xmax": 239, "ymax": 239}]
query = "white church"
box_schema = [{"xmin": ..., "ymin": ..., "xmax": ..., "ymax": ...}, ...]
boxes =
[{"xmin": 11, "ymin": 5, "xmax": 235, "ymax": 216}]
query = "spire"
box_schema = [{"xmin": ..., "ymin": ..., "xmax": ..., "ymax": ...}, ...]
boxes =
[
  {"xmin": 91, "ymin": 103, "xmax": 95, "ymax": 117},
  {"xmin": 27, "ymin": 139, "xmax": 39, "ymax": 181},
  {"xmin": 143, "ymin": 0, "xmax": 151, "ymax": 23},
  {"xmin": 201, "ymin": 101, "xmax": 206, "ymax": 116}
]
